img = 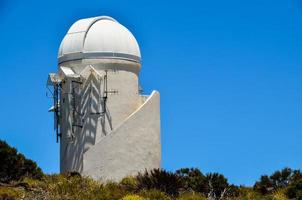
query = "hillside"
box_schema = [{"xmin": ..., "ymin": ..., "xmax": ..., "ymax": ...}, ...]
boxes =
[{"xmin": 0, "ymin": 140, "xmax": 301, "ymax": 200}]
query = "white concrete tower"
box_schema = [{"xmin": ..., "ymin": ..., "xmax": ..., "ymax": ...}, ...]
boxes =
[{"xmin": 47, "ymin": 16, "xmax": 161, "ymax": 181}]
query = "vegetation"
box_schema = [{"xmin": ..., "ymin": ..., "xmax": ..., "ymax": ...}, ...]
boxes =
[
  {"xmin": 0, "ymin": 140, "xmax": 302, "ymax": 200},
  {"xmin": 136, "ymin": 168, "xmax": 183, "ymax": 197},
  {"xmin": 0, "ymin": 140, "xmax": 43, "ymax": 183},
  {"xmin": 254, "ymin": 168, "xmax": 302, "ymax": 199}
]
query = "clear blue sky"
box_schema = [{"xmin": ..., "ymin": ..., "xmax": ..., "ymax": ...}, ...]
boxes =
[{"xmin": 0, "ymin": 0, "xmax": 301, "ymax": 186}]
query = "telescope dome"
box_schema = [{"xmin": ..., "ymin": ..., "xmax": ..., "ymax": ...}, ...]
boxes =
[{"xmin": 58, "ymin": 16, "xmax": 141, "ymax": 65}]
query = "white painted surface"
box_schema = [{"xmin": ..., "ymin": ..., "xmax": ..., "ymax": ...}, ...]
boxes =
[
  {"xmin": 83, "ymin": 91, "xmax": 161, "ymax": 181},
  {"xmin": 50, "ymin": 16, "xmax": 161, "ymax": 182},
  {"xmin": 58, "ymin": 16, "xmax": 141, "ymax": 63}
]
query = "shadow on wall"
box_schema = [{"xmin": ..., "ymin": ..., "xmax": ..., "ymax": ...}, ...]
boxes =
[{"xmin": 63, "ymin": 73, "xmax": 104, "ymax": 172}]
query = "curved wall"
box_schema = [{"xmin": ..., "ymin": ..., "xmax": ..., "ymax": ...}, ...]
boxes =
[
  {"xmin": 83, "ymin": 91, "xmax": 161, "ymax": 181},
  {"xmin": 58, "ymin": 65, "xmax": 161, "ymax": 181}
]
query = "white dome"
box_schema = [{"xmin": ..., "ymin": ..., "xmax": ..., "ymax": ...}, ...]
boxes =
[{"xmin": 58, "ymin": 16, "xmax": 141, "ymax": 64}]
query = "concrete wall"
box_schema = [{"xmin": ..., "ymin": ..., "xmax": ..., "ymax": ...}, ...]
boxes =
[
  {"xmin": 83, "ymin": 91, "xmax": 161, "ymax": 181},
  {"xmin": 58, "ymin": 63, "xmax": 161, "ymax": 181}
]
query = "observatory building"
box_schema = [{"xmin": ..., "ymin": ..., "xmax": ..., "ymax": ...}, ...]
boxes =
[{"xmin": 47, "ymin": 16, "xmax": 161, "ymax": 181}]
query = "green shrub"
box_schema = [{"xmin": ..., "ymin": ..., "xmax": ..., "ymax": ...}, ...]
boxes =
[
  {"xmin": 227, "ymin": 184, "xmax": 241, "ymax": 198},
  {"xmin": 177, "ymin": 192, "xmax": 206, "ymax": 200},
  {"xmin": 176, "ymin": 168, "xmax": 208, "ymax": 193},
  {"xmin": 103, "ymin": 182, "xmax": 128, "ymax": 200},
  {"xmin": 286, "ymin": 178, "xmax": 302, "ymax": 200},
  {"xmin": 254, "ymin": 175, "xmax": 274, "ymax": 195},
  {"xmin": 120, "ymin": 176, "xmax": 138, "ymax": 192},
  {"xmin": 254, "ymin": 168, "xmax": 297, "ymax": 195},
  {"xmin": 121, "ymin": 194, "xmax": 145, "ymax": 200},
  {"xmin": 45, "ymin": 174, "xmax": 104, "ymax": 200},
  {"xmin": 0, "ymin": 140, "xmax": 43, "ymax": 183},
  {"xmin": 0, "ymin": 187, "xmax": 25, "ymax": 200},
  {"xmin": 24, "ymin": 174, "xmax": 124, "ymax": 200},
  {"xmin": 139, "ymin": 189, "xmax": 171, "ymax": 200},
  {"xmin": 232, "ymin": 189, "xmax": 274, "ymax": 200},
  {"xmin": 206, "ymin": 173, "xmax": 230, "ymax": 199},
  {"xmin": 272, "ymin": 189, "xmax": 288, "ymax": 200},
  {"xmin": 136, "ymin": 169, "xmax": 183, "ymax": 197}
]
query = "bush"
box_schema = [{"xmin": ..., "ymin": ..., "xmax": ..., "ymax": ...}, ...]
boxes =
[
  {"xmin": 136, "ymin": 169, "xmax": 183, "ymax": 197},
  {"xmin": 286, "ymin": 178, "xmax": 302, "ymax": 200},
  {"xmin": 232, "ymin": 188, "xmax": 274, "ymax": 200},
  {"xmin": 24, "ymin": 174, "xmax": 128, "ymax": 200},
  {"xmin": 121, "ymin": 194, "xmax": 145, "ymax": 200},
  {"xmin": 102, "ymin": 182, "xmax": 128, "ymax": 200},
  {"xmin": 0, "ymin": 187, "xmax": 25, "ymax": 200},
  {"xmin": 0, "ymin": 140, "xmax": 43, "ymax": 183},
  {"xmin": 120, "ymin": 176, "xmax": 138, "ymax": 192},
  {"xmin": 254, "ymin": 168, "xmax": 295, "ymax": 195},
  {"xmin": 139, "ymin": 189, "xmax": 171, "ymax": 200},
  {"xmin": 176, "ymin": 168, "xmax": 208, "ymax": 193},
  {"xmin": 272, "ymin": 190, "xmax": 288, "ymax": 200},
  {"xmin": 177, "ymin": 192, "xmax": 206, "ymax": 200},
  {"xmin": 254, "ymin": 175, "xmax": 274, "ymax": 195},
  {"xmin": 227, "ymin": 184, "xmax": 241, "ymax": 198},
  {"xmin": 206, "ymin": 173, "xmax": 230, "ymax": 199},
  {"xmin": 42, "ymin": 174, "xmax": 104, "ymax": 200},
  {"xmin": 270, "ymin": 168, "xmax": 292, "ymax": 188}
]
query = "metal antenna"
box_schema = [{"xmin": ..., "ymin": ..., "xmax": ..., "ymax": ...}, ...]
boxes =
[
  {"xmin": 103, "ymin": 70, "xmax": 108, "ymax": 114},
  {"xmin": 53, "ymin": 83, "xmax": 61, "ymax": 143}
]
